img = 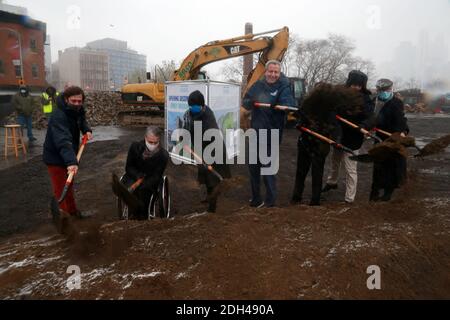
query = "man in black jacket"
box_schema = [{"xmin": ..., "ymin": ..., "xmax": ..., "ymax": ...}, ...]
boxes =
[
  {"xmin": 182, "ymin": 90, "xmax": 231, "ymax": 213},
  {"xmin": 370, "ymin": 79, "xmax": 409, "ymax": 201},
  {"xmin": 43, "ymin": 86, "xmax": 93, "ymax": 218},
  {"xmin": 123, "ymin": 126, "xmax": 169, "ymax": 219},
  {"xmin": 323, "ymin": 70, "xmax": 375, "ymax": 203}
]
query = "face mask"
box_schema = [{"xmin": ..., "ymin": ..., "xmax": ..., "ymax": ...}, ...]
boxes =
[
  {"xmin": 146, "ymin": 141, "xmax": 159, "ymax": 152},
  {"xmin": 20, "ymin": 90, "xmax": 27, "ymax": 95},
  {"xmin": 67, "ymin": 103, "xmax": 82, "ymax": 110},
  {"xmin": 378, "ymin": 91, "xmax": 393, "ymax": 102},
  {"xmin": 190, "ymin": 105, "xmax": 202, "ymax": 115}
]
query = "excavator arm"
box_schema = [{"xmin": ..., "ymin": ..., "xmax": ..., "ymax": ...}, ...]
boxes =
[{"xmin": 173, "ymin": 27, "xmax": 289, "ymax": 82}]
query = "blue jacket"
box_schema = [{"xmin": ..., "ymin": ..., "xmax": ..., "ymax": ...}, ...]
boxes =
[
  {"xmin": 242, "ymin": 74, "xmax": 295, "ymax": 132},
  {"xmin": 43, "ymin": 96, "xmax": 92, "ymax": 167}
]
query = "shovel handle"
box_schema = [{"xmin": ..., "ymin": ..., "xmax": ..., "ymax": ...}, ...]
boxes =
[
  {"xmin": 298, "ymin": 126, "xmax": 355, "ymax": 156},
  {"xmin": 254, "ymin": 102, "xmax": 298, "ymax": 112},
  {"xmin": 374, "ymin": 128, "xmax": 392, "ymax": 137},
  {"xmin": 129, "ymin": 177, "xmax": 144, "ymax": 192},
  {"xmin": 183, "ymin": 145, "xmax": 224, "ymax": 181},
  {"xmin": 59, "ymin": 135, "xmax": 89, "ymax": 204},
  {"xmin": 336, "ymin": 115, "xmax": 382, "ymax": 143}
]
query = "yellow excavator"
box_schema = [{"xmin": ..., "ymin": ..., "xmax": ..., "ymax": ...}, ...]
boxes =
[{"xmin": 119, "ymin": 27, "xmax": 306, "ymax": 126}]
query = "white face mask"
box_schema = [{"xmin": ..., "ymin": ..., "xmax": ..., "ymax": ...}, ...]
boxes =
[{"xmin": 145, "ymin": 141, "xmax": 159, "ymax": 152}]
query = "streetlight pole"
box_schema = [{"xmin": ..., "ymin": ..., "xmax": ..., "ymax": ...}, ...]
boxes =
[{"xmin": 0, "ymin": 27, "xmax": 24, "ymax": 82}]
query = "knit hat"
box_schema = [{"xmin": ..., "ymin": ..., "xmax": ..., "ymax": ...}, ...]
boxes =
[
  {"xmin": 188, "ymin": 90, "xmax": 205, "ymax": 106},
  {"xmin": 346, "ymin": 70, "xmax": 368, "ymax": 87}
]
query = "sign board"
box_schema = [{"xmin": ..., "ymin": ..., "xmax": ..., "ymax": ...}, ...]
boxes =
[{"xmin": 165, "ymin": 80, "xmax": 241, "ymax": 164}]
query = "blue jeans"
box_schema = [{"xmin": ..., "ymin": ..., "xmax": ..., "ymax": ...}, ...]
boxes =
[
  {"xmin": 17, "ymin": 115, "xmax": 34, "ymax": 139},
  {"xmin": 247, "ymin": 129, "xmax": 281, "ymax": 207}
]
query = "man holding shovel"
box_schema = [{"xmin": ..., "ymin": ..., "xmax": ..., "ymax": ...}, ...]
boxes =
[
  {"xmin": 120, "ymin": 126, "xmax": 169, "ymax": 219},
  {"xmin": 370, "ymin": 79, "xmax": 409, "ymax": 201},
  {"xmin": 182, "ymin": 90, "xmax": 231, "ymax": 213},
  {"xmin": 43, "ymin": 86, "xmax": 93, "ymax": 219},
  {"xmin": 323, "ymin": 70, "xmax": 375, "ymax": 203},
  {"xmin": 242, "ymin": 60, "xmax": 295, "ymax": 208}
]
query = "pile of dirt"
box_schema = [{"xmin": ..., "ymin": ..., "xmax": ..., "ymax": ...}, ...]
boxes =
[
  {"xmin": 4, "ymin": 92, "xmax": 123, "ymax": 129},
  {"xmin": 84, "ymin": 92, "xmax": 123, "ymax": 126}
]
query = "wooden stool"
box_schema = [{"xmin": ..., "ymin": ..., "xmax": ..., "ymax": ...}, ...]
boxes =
[{"xmin": 4, "ymin": 125, "xmax": 27, "ymax": 158}]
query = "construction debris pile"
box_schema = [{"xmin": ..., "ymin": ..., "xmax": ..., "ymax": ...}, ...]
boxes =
[
  {"xmin": 4, "ymin": 92, "xmax": 123, "ymax": 129},
  {"xmin": 83, "ymin": 92, "xmax": 123, "ymax": 126},
  {"xmin": 404, "ymin": 102, "xmax": 429, "ymax": 113}
]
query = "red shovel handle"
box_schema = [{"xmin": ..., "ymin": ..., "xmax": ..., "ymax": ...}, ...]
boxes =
[{"xmin": 58, "ymin": 135, "xmax": 89, "ymax": 204}]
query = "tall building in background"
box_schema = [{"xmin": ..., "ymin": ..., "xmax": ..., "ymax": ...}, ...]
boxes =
[
  {"xmin": 86, "ymin": 38, "xmax": 147, "ymax": 90},
  {"xmin": 56, "ymin": 47, "xmax": 109, "ymax": 91}
]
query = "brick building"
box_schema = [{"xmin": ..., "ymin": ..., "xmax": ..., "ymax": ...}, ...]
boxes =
[{"xmin": 0, "ymin": 10, "xmax": 47, "ymax": 93}]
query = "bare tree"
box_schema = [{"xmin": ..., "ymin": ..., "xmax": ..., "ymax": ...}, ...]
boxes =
[
  {"xmin": 149, "ymin": 60, "xmax": 177, "ymax": 82},
  {"xmin": 291, "ymin": 34, "xmax": 357, "ymax": 90}
]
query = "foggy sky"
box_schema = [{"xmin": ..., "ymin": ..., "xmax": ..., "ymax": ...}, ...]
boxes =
[{"xmin": 4, "ymin": 0, "xmax": 450, "ymax": 83}]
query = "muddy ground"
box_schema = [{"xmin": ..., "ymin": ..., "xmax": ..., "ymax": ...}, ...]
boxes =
[{"xmin": 0, "ymin": 115, "xmax": 449, "ymax": 299}]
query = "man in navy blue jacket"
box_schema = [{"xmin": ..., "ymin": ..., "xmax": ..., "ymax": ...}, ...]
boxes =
[
  {"xmin": 242, "ymin": 60, "xmax": 295, "ymax": 208},
  {"xmin": 43, "ymin": 86, "xmax": 93, "ymax": 218}
]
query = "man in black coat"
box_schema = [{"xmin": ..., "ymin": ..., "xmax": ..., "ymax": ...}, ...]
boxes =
[
  {"xmin": 182, "ymin": 90, "xmax": 231, "ymax": 213},
  {"xmin": 323, "ymin": 70, "xmax": 375, "ymax": 203},
  {"xmin": 291, "ymin": 107, "xmax": 340, "ymax": 206},
  {"xmin": 370, "ymin": 79, "xmax": 409, "ymax": 201},
  {"xmin": 43, "ymin": 86, "xmax": 93, "ymax": 218},
  {"xmin": 123, "ymin": 126, "xmax": 169, "ymax": 219}
]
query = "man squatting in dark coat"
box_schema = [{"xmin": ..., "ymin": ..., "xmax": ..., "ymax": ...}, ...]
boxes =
[{"xmin": 123, "ymin": 126, "xmax": 169, "ymax": 219}]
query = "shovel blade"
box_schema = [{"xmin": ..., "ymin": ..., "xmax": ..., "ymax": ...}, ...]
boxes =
[{"xmin": 112, "ymin": 173, "xmax": 141, "ymax": 211}]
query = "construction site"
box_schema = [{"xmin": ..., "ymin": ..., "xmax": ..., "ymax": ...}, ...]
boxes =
[
  {"xmin": 1, "ymin": 1, "xmax": 450, "ymax": 303},
  {"xmin": 0, "ymin": 109, "xmax": 449, "ymax": 299}
]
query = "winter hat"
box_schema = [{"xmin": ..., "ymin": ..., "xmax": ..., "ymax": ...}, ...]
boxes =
[
  {"xmin": 346, "ymin": 70, "xmax": 368, "ymax": 87},
  {"xmin": 188, "ymin": 90, "xmax": 205, "ymax": 106},
  {"xmin": 376, "ymin": 78, "xmax": 394, "ymax": 91}
]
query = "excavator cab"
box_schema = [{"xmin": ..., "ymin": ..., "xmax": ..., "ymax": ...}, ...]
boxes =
[{"xmin": 286, "ymin": 77, "xmax": 306, "ymax": 127}]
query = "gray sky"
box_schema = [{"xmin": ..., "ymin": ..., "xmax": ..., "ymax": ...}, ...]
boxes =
[{"xmin": 5, "ymin": 0, "xmax": 450, "ymax": 82}]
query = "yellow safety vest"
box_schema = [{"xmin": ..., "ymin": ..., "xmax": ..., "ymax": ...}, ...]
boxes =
[{"xmin": 42, "ymin": 92, "xmax": 59, "ymax": 114}]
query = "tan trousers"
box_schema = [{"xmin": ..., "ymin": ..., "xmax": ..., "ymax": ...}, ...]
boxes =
[{"xmin": 326, "ymin": 148, "xmax": 359, "ymax": 202}]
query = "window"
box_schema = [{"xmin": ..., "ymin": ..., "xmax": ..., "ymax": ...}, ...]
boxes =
[
  {"xmin": 32, "ymin": 64, "xmax": 39, "ymax": 78},
  {"xmin": 30, "ymin": 39, "xmax": 37, "ymax": 52},
  {"xmin": 14, "ymin": 65, "xmax": 22, "ymax": 77},
  {"xmin": 0, "ymin": 60, "xmax": 4, "ymax": 74}
]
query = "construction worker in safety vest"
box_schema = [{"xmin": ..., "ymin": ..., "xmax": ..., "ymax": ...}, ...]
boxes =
[{"xmin": 41, "ymin": 86, "xmax": 59, "ymax": 120}]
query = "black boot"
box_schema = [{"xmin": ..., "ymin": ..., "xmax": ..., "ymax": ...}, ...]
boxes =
[
  {"xmin": 322, "ymin": 183, "xmax": 338, "ymax": 193},
  {"xmin": 369, "ymin": 189, "xmax": 381, "ymax": 202},
  {"xmin": 380, "ymin": 188, "xmax": 394, "ymax": 202}
]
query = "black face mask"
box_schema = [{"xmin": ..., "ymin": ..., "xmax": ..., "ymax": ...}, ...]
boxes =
[{"xmin": 67, "ymin": 103, "xmax": 83, "ymax": 111}]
